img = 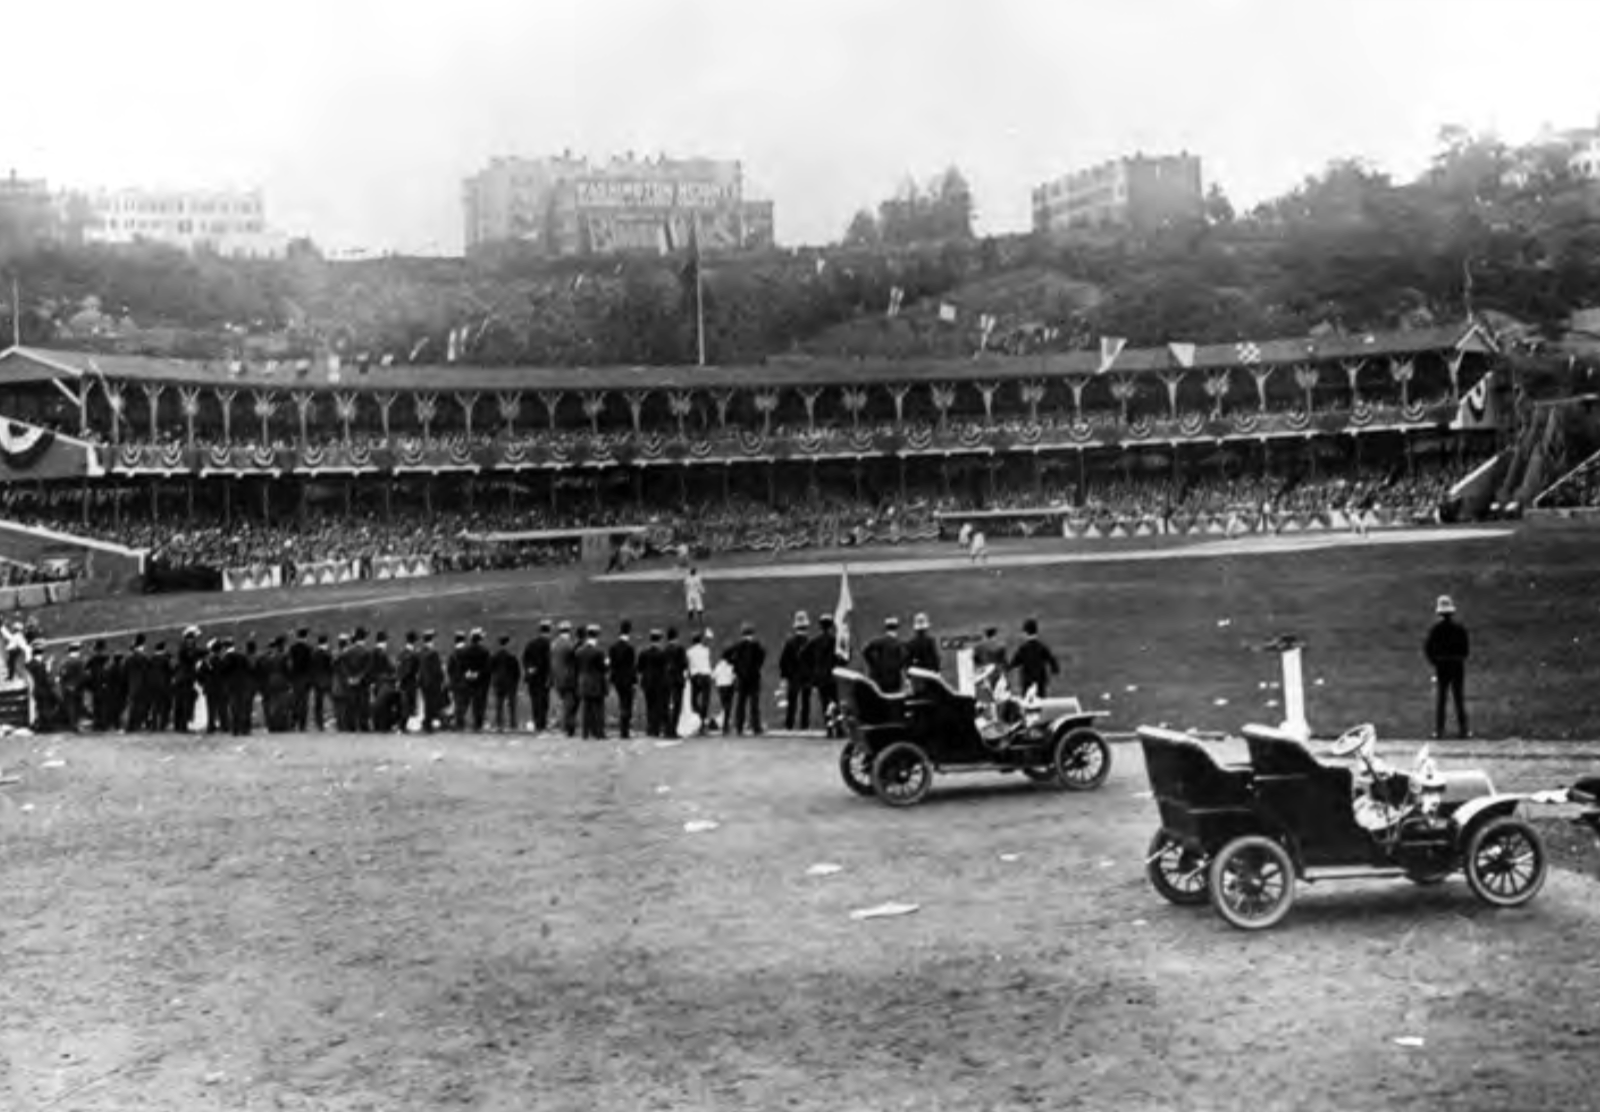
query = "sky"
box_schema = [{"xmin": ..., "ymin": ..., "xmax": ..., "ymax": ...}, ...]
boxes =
[{"xmin": 10, "ymin": 0, "xmax": 1600, "ymax": 256}]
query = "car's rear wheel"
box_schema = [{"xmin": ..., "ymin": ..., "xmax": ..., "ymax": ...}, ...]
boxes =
[
  {"xmin": 1054, "ymin": 728, "xmax": 1111, "ymax": 791},
  {"xmin": 1146, "ymin": 830, "xmax": 1209, "ymax": 906},
  {"xmin": 1464, "ymin": 816, "xmax": 1547, "ymax": 908},
  {"xmin": 871, "ymin": 741, "xmax": 932, "ymax": 808},
  {"xmin": 838, "ymin": 741, "xmax": 875, "ymax": 796},
  {"xmin": 1209, "ymin": 835, "xmax": 1295, "ymax": 930}
]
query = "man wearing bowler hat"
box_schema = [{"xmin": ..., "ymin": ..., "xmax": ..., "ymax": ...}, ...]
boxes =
[
  {"xmin": 1425, "ymin": 595, "xmax": 1471, "ymax": 739},
  {"xmin": 779, "ymin": 610, "xmax": 812, "ymax": 731}
]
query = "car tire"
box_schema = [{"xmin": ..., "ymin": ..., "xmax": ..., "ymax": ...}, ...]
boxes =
[
  {"xmin": 1147, "ymin": 829, "xmax": 1210, "ymax": 906},
  {"xmin": 871, "ymin": 741, "xmax": 932, "ymax": 808},
  {"xmin": 1208, "ymin": 834, "xmax": 1296, "ymax": 930},
  {"xmin": 1054, "ymin": 728, "xmax": 1111, "ymax": 791},
  {"xmin": 839, "ymin": 741, "xmax": 875, "ymax": 797},
  {"xmin": 1463, "ymin": 816, "xmax": 1547, "ymax": 908}
]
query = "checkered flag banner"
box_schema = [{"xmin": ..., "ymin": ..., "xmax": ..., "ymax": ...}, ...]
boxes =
[
  {"xmin": 886, "ymin": 286, "xmax": 904, "ymax": 318},
  {"xmin": 1236, "ymin": 342, "xmax": 1262, "ymax": 365}
]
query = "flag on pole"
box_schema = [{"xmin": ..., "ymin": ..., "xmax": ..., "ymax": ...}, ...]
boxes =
[
  {"xmin": 938, "ymin": 302, "xmax": 957, "ymax": 323},
  {"xmin": 978, "ymin": 313, "xmax": 997, "ymax": 351},
  {"xmin": 886, "ymin": 286, "xmax": 905, "ymax": 318},
  {"xmin": 1454, "ymin": 372, "xmax": 1496, "ymax": 429},
  {"xmin": 408, "ymin": 337, "xmax": 429, "ymax": 363},
  {"xmin": 1098, "ymin": 336, "xmax": 1127, "ymax": 374},
  {"xmin": 815, "ymin": 257, "xmax": 827, "ymax": 276},
  {"xmin": 834, "ymin": 565, "xmax": 854, "ymax": 663},
  {"xmin": 446, "ymin": 327, "xmax": 460, "ymax": 364}
]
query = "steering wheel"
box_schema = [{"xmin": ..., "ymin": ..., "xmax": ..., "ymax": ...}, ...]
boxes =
[{"xmin": 1330, "ymin": 723, "xmax": 1377, "ymax": 759}]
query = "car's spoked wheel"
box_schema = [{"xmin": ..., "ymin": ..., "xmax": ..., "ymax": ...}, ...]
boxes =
[
  {"xmin": 1464, "ymin": 817, "xmax": 1547, "ymax": 907},
  {"xmin": 838, "ymin": 742, "xmax": 875, "ymax": 796},
  {"xmin": 1146, "ymin": 830, "xmax": 1209, "ymax": 906},
  {"xmin": 1209, "ymin": 835, "xmax": 1295, "ymax": 930},
  {"xmin": 871, "ymin": 742, "xmax": 932, "ymax": 808},
  {"xmin": 1055, "ymin": 729, "xmax": 1111, "ymax": 792}
]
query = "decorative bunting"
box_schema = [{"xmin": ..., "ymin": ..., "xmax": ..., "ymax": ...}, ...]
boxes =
[{"xmin": 1098, "ymin": 336, "xmax": 1127, "ymax": 374}]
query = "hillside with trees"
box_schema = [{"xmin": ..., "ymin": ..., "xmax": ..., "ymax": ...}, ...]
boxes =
[{"xmin": 4, "ymin": 129, "xmax": 1600, "ymax": 369}]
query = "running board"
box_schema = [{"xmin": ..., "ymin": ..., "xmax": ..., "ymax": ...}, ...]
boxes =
[{"xmin": 1301, "ymin": 867, "xmax": 1409, "ymax": 883}]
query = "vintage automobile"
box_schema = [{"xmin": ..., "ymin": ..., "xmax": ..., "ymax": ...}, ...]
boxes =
[
  {"xmin": 834, "ymin": 665, "xmax": 1111, "ymax": 807},
  {"xmin": 1137, "ymin": 721, "xmax": 1550, "ymax": 930}
]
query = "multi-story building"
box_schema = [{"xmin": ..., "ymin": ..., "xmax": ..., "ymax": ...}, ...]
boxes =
[
  {"xmin": 1032, "ymin": 152, "xmax": 1204, "ymax": 237},
  {"xmin": 0, "ymin": 170, "xmax": 75, "ymax": 249},
  {"xmin": 79, "ymin": 187, "xmax": 287, "ymax": 258},
  {"xmin": 462, "ymin": 152, "xmax": 775, "ymax": 257}
]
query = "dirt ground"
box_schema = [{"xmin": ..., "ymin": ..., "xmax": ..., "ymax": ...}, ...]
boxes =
[{"xmin": 2, "ymin": 727, "xmax": 1596, "ymax": 1112}]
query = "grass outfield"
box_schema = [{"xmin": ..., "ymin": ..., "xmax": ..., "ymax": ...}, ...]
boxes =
[
  {"xmin": 35, "ymin": 518, "xmax": 1600, "ymax": 741},
  {"xmin": 2, "ymin": 730, "xmax": 1597, "ymax": 1110}
]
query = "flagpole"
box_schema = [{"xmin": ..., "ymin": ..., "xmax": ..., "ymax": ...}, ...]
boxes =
[
  {"xmin": 11, "ymin": 276, "xmax": 20, "ymax": 348},
  {"xmin": 694, "ymin": 212, "xmax": 706, "ymax": 368}
]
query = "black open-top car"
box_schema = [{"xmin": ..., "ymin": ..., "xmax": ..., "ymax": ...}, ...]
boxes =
[
  {"xmin": 833, "ymin": 666, "xmax": 1111, "ymax": 807},
  {"xmin": 1137, "ymin": 722, "xmax": 1550, "ymax": 929}
]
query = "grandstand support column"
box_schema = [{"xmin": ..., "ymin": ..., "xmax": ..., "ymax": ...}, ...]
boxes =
[
  {"xmin": 222, "ymin": 480, "xmax": 230, "ymax": 526},
  {"xmin": 81, "ymin": 477, "xmax": 89, "ymax": 528},
  {"xmin": 149, "ymin": 480, "xmax": 158, "ymax": 523},
  {"xmin": 1077, "ymin": 448, "xmax": 1085, "ymax": 503},
  {"xmin": 344, "ymin": 479, "xmax": 353, "ymax": 518},
  {"xmin": 899, "ymin": 456, "xmax": 907, "ymax": 502},
  {"xmin": 722, "ymin": 464, "xmax": 731, "ymax": 504},
  {"xmin": 187, "ymin": 478, "xmax": 194, "ymax": 521},
  {"xmin": 384, "ymin": 478, "xmax": 392, "ymax": 523},
  {"xmin": 261, "ymin": 481, "xmax": 269, "ymax": 524}
]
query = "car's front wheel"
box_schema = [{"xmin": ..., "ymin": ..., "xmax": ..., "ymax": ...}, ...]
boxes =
[
  {"xmin": 1054, "ymin": 728, "xmax": 1111, "ymax": 791},
  {"xmin": 1463, "ymin": 816, "xmax": 1547, "ymax": 908}
]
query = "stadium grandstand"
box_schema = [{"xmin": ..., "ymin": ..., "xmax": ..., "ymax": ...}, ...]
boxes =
[{"xmin": 0, "ymin": 320, "xmax": 1522, "ymax": 596}]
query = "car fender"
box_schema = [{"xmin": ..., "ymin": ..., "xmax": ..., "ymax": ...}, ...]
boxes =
[
  {"xmin": 1450, "ymin": 794, "xmax": 1527, "ymax": 840},
  {"xmin": 1049, "ymin": 713, "xmax": 1103, "ymax": 739}
]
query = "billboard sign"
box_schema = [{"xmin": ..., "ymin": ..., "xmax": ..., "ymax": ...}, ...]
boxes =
[{"xmin": 575, "ymin": 178, "xmax": 738, "ymax": 210}]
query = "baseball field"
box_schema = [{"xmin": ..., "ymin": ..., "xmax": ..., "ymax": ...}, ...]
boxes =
[{"xmin": 3, "ymin": 518, "xmax": 1598, "ymax": 1110}]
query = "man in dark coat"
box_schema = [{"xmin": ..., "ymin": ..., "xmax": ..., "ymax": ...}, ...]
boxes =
[
  {"xmin": 345, "ymin": 627, "xmax": 375, "ymax": 732},
  {"xmin": 663, "ymin": 626, "xmax": 688, "ymax": 739},
  {"xmin": 551, "ymin": 621, "xmax": 578, "ymax": 737},
  {"xmin": 804, "ymin": 614, "xmax": 842, "ymax": 737},
  {"xmin": 287, "ymin": 627, "xmax": 314, "ymax": 730},
  {"xmin": 260, "ymin": 637, "xmax": 292, "ymax": 732},
  {"xmin": 608, "ymin": 620, "xmax": 638, "ymax": 739},
  {"xmin": 1009, "ymin": 618, "xmax": 1060, "ymax": 697},
  {"xmin": 331, "ymin": 633, "xmax": 352, "ymax": 731},
  {"xmin": 523, "ymin": 620, "xmax": 552, "ymax": 732},
  {"xmin": 905, "ymin": 612, "xmax": 941, "ymax": 675},
  {"xmin": 124, "ymin": 633, "xmax": 151, "ymax": 732},
  {"xmin": 490, "ymin": 634, "xmax": 521, "ymax": 731},
  {"xmin": 370, "ymin": 632, "xmax": 398, "ymax": 732},
  {"xmin": 223, "ymin": 638, "xmax": 254, "ymax": 736},
  {"xmin": 1425, "ymin": 595, "xmax": 1470, "ymax": 739},
  {"xmin": 174, "ymin": 626, "xmax": 203, "ymax": 733},
  {"xmin": 638, "ymin": 629, "xmax": 669, "ymax": 737},
  {"xmin": 779, "ymin": 610, "xmax": 812, "ymax": 731},
  {"xmin": 419, "ymin": 630, "xmax": 446, "ymax": 732},
  {"xmin": 149, "ymin": 641, "xmax": 175, "ymax": 731},
  {"xmin": 25, "ymin": 643, "xmax": 61, "ymax": 732},
  {"xmin": 199, "ymin": 639, "xmax": 227, "ymax": 734},
  {"xmin": 397, "ymin": 631, "xmax": 421, "ymax": 729},
  {"xmin": 726, "ymin": 623, "xmax": 767, "ymax": 736},
  {"xmin": 57, "ymin": 641, "xmax": 87, "ymax": 731},
  {"xmin": 105, "ymin": 651, "xmax": 128, "ymax": 732},
  {"xmin": 574, "ymin": 625, "xmax": 609, "ymax": 739},
  {"xmin": 462, "ymin": 629, "xmax": 492, "ymax": 731},
  {"xmin": 862, "ymin": 617, "xmax": 908, "ymax": 694},
  {"xmin": 309, "ymin": 634, "xmax": 334, "ymax": 730},
  {"xmin": 86, "ymin": 638, "xmax": 112, "ymax": 731}
]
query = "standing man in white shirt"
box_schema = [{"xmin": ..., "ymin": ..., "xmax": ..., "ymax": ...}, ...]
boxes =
[{"xmin": 686, "ymin": 630, "xmax": 714, "ymax": 735}]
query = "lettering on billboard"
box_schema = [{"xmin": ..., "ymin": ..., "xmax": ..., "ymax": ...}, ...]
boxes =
[{"xmin": 576, "ymin": 178, "xmax": 738, "ymax": 210}]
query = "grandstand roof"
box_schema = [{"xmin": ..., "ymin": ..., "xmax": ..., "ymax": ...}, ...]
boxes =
[{"xmin": 0, "ymin": 323, "xmax": 1495, "ymax": 395}]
